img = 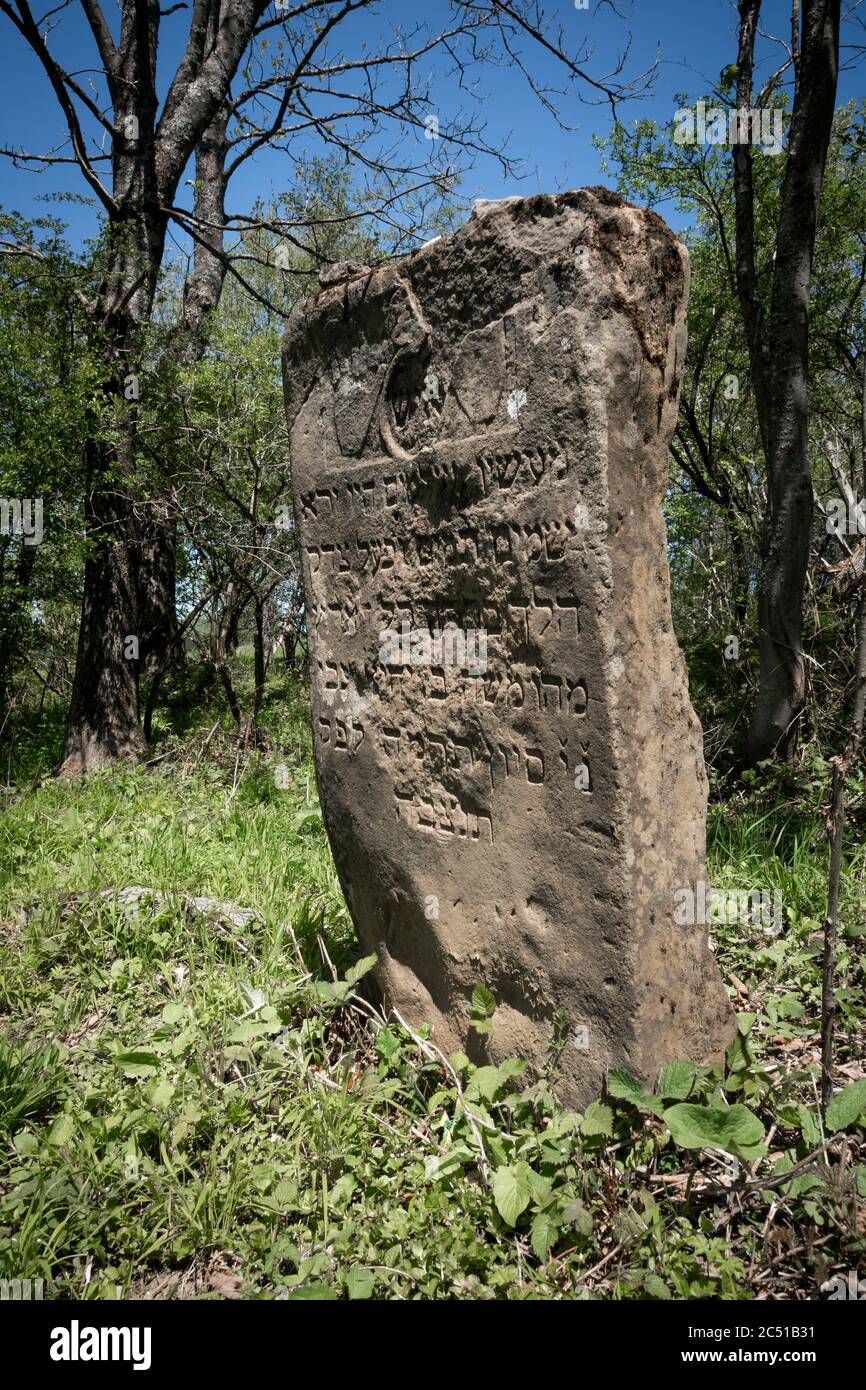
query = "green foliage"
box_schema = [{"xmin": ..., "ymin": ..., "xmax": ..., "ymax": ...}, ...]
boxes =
[
  {"xmin": 0, "ymin": 1038, "xmax": 66, "ymax": 1139},
  {"xmin": 657, "ymin": 1060, "xmax": 698, "ymax": 1100},
  {"xmin": 492, "ymin": 1164, "xmax": 532, "ymax": 1227},
  {"xmin": 469, "ymin": 983, "xmax": 496, "ymax": 1035},
  {"xmin": 662, "ymin": 1103, "xmax": 764, "ymax": 1158},
  {"xmin": 826, "ymin": 1080, "xmax": 866, "ymax": 1133},
  {"xmin": 0, "ymin": 212, "xmax": 96, "ymax": 732}
]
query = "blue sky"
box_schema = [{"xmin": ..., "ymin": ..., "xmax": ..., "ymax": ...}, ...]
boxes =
[{"xmin": 0, "ymin": 0, "xmax": 862, "ymax": 251}]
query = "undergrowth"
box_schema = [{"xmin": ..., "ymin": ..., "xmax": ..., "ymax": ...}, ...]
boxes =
[{"xmin": 0, "ymin": 678, "xmax": 863, "ymax": 1300}]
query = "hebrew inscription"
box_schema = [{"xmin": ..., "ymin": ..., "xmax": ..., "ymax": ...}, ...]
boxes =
[{"xmin": 283, "ymin": 189, "xmax": 734, "ymax": 1104}]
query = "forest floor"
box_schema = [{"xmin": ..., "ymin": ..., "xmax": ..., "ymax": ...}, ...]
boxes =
[{"xmin": 0, "ymin": 671, "xmax": 864, "ymax": 1300}]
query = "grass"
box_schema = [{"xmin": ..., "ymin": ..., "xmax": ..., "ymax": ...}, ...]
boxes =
[{"xmin": 0, "ymin": 674, "xmax": 864, "ymax": 1300}]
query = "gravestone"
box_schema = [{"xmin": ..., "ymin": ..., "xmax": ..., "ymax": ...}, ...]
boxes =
[{"xmin": 282, "ymin": 188, "xmax": 735, "ymax": 1104}]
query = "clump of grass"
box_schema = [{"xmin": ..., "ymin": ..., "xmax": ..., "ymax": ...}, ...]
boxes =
[{"xmin": 0, "ymin": 1038, "xmax": 66, "ymax": 1140}]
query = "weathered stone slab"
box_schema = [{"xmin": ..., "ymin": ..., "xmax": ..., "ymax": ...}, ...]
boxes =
[{"xmin": 282, "ymin": 188, "xmax": 735, "ymax": 1104}]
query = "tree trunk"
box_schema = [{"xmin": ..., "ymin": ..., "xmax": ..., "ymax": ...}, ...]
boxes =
[
  {"xmin": 59, "ymin": 432, "xmax": 148, "ymax": 772},
  {"xmin": 140, "ymin": 100, "xmax": 229, "ymax": 693},
  {"xmin": 60, "ymin": 0, "xmax": 165, "ymax": 772},
  {"xmin": 249, "ymin": 597, "xmax": 266, "ymax": 744},
  {"xmin": 59, "ymin": 278, "xmax": 161, "ymax": 771},
  {"xmin": 733, "ymin": 0, "xmax": 841, "ymax": 766},
  {"xmin": 746, "ymin": 480, "xmax": 813, "ymax": 763},
  {"xmin": 138, "ymin": 501, "xmax": 181, "ymax": 678},
  {"xmin": 210, "ymin": 579, "xmax": 245, "ymax": 732},
  {"xmin": 0, "ymin": 539, "xmax": 36, "ymax": 745},
  {"xmin": 55, "ymin": 0, "xmax": 262, "ymax": 771}
]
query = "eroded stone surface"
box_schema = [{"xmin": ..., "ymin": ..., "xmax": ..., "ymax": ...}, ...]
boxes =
[{"xmin": 282, "ymin": 188, "xmax": 735, "ymax": 1103}]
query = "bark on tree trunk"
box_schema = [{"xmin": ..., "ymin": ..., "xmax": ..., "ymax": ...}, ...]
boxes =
[
  {"xmin": 60, "ymin": 0, "xmax": 166, "ymax": 772},
  {"xmin": 249, "ymin": 597, "xmax": 266, "ymax": 746},
  {"xmin": 60, "ymin": 433, "xmax": 148, "ymax": 772},
  {"xmin": 138, "ymin": 502, "xmax": 181, "ymax": 678},
  {"xmin": 733, "ymin": 0, "xmax": 841, "ymax": 766},
  {"xmin": 140, "ymin": 100, "xmax": 229, "ymax": 691},
  {"xmin": 0, "ymin": 539, "xmax": 37, "ymax": 745},
  {"xmin": 56, "ymin": 0, "xmax": 262, "ymax": 771},
  {"xmin": 59, "ymin": 277, "xmax": 162, "ymax": 772}
]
